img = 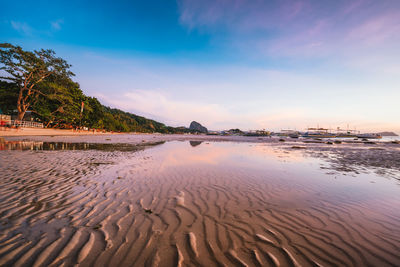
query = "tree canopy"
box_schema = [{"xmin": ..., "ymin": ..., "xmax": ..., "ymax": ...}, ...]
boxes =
[
  {"xmin": 0, "ymin": 43, "xmax": 74, "ymax": 120},
  {"xmin": 0, "ymin": 43, "xmax": 193, "ymax": 133}
]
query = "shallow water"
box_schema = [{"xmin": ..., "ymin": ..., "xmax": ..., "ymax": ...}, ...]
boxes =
[
  {"xmin": 0, "ymin": 140, "xmax": 165, "ymax": 151},
  {"xmin": 0, "ymin": 141, "xmax": 399, "ymax": 266}
]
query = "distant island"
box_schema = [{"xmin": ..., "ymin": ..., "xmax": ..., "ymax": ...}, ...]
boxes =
[
  {"xmin": 377, "ymin": 132, "xmax": 399, "ymax": 136},
  {"xmin": 189, "ymin": 121, "xmax": 208, "ymax": 133}
]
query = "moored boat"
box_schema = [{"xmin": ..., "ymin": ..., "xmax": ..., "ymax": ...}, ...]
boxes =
[{"xmin": 356, "ymin": 133, "xmax": 382, "ymax": 139}]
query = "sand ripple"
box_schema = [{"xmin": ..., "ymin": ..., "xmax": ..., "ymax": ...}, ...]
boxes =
[{"xmin": 1, "ymin": 142, "xmax": 400, "ymax": 266}]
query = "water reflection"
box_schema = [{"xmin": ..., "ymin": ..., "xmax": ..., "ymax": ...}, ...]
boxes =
[
  {"xmin": 0, "ymin": 140, "xmax": 165, "ymax": 151},
  {"xmin": 189, "ymin": 141, "xmax": 203, "ymax": 147},
  {"xmin": 2, "ymin": 139, "xmax": 399, "ymax": 181},
  {"xmin": 165, "ymin": 141, "xmax": 400, "ymax": 181}
]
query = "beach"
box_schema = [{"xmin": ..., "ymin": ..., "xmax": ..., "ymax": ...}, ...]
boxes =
[
  {"xmin": 0, "ymin": 134, "xmax": 399, "ymax": 266},
  {"xmin": 0, "ymin": 127, "xmax": 119, "ymax": 137},
  {"xmin": 3, "ymin": 0, "xmax": 399, "ymax": 265}
]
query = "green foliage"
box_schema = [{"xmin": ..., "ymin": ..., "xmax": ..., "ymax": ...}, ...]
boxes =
[
  {"xmin": 100, "ymin": 106, "xmax": 169, "ymax": 133},
  {"xmin": 0, "ymin": 81, "xmax": 18, "ymax": 114},
  {"xmin": 0, "ymin": 43, "xmax": 189, "ymax": 133},
  {"xmin": 228, "ymin": 128, "xmax": 243, "ymax": 134},
  {"xmin": 0, "ymin": 43, "xmax": 74, "ymax": 119},
  {"xmin": 33, "ymin": 78, "xmax": 86, "ymax": 127}
]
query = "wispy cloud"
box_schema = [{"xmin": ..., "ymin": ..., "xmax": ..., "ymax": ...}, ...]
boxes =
[
  {"xmin": 177, "ymin": 0, "xmax": 400, "ymax": 60},
  {"xmin": 96, "ymin": 89, "xmax": 233, "ymax": 129},
  {"xmin": 73, "ymin": 48, "xmax": 400, "ymax": 132},
  {"xmin": 50, "ymin": 19, "xmax": 63, "ymax": 31},
  {"xmin": 10, "ymin": 21, "xmax": 33, "ymax": 36},
  {"xmin": 94, "ymin": 87, "xmax": 400, "ymax": 133}
]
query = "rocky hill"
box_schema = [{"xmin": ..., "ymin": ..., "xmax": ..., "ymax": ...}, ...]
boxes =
[{"xmin": 189, "ymin": 121, "xmax": 208, "ymax": 133}]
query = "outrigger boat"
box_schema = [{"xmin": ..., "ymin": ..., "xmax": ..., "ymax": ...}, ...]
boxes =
[
  {"xmin": 334, "ymin": 127, "xmax": 358, "ymax": 138},
  {"xmin": 279, "ymin": 129, "xmax": 300, "ymax": 138},
  {"xmin": 302, "ymin": 128, "xmax": 336, "ymax": 138},
  {"xmin": 356, "ymin": 133, "xmax": 382, "ymax": 139},
  {"xmin": 282, "ymin": 127, "xmax": 382, "ymax": 139}
]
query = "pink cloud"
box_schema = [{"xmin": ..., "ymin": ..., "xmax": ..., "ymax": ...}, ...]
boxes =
[
  {"xmin": 347, "ymin": 11, "xmax": 400, "ymax": 45},
  {"xmin": 177, "ymin": 0, "xmax": 400, "ymax": 59},
  {"xmin": 178, "ymin": 0, "xmax": 308, "ymax": 31}
]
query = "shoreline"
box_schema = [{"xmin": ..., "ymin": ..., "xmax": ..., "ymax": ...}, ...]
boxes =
[
  {"xmin": 1, "ymin": 127, "xmax": 398, "ymax": 146},
  {"xmin": 2, "ymin": 131, "xmax": 400, "ymax": 179},
  {"xmin": 1, "ymin": 128, "xmax": 399, "ymax": 147},
  {"xmin": 0, "ymin": 127, "xmax": 122, "ymax": 137}
]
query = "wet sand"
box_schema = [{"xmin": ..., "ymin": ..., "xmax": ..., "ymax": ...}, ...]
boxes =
[{"xmin": 0, "ymin": 139, "xmax": 399, "ymax": 266}]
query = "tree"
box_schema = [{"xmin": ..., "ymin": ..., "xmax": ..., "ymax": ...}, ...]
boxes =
[
  {"xmin": 32, "ymin": 78, "xmax": 86, "ymax": 127},
  {"xmin": 0, "ymin": 43, "xmax": 182, "ymax": 133},
  {"xmin": 0, "ymin": 43, "xmax": 74, "ymax": 120},
  {"xmin": 0, "ymin": 81, "xmax": 19, "ymax": 114}
]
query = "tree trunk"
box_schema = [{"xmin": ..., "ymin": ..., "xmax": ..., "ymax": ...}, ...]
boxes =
[
  {"xmin": 17, "ymin": 86, "xmax": 30, "ymax": 121},
  {"xmin": 17, "ymin": 88, "xmax": 26, "ymax": 120},
  {"xmin": 17, "ymin": 111, "xmax": 25, "ymax": 120}
]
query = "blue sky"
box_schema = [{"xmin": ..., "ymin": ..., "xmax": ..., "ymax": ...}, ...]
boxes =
[{"xmin": 1, "ymin": 0, "xmax": 400, "ymax": 132}]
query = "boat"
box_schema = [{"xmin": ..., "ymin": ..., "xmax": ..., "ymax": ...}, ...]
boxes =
[
  {"xmin": 279, "ymin": 129, "xmax": 300, "ymax": 138},
  {"xmin": 302, "ymin": 132, "xmax": 337, "ymax": 138},
  {"xmin": 302, "ymin": 128, "xmax": 336, "ymax": 138},
  {"xmin": 288, "ymin": 133, "xmax": 300, "ymax": 138},
  {"xmin": 334, "ymin": 127, "xmax": 358, "ymax": 138},
  {"xmin": 356, "ymin": 133, "xmax": 382, "ymax": 139}
]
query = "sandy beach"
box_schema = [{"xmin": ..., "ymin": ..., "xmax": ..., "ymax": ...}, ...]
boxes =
[
  {"xmin": 3, "ymin": 0, "xmax": 399, "ymax": 265},
  {"xmin": 0, "ymin": 135, "xmax": 399, "ymax": 266}
]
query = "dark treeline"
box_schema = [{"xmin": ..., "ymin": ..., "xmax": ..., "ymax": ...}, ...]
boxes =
[{"xmin": 0, "ymin": 43, "xmax": 189, "ymax": 133}]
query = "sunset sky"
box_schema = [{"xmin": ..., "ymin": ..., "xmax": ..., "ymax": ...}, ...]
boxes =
[{"xmin": 2, "ymin": 0, "xmax": 400, "ymax": 132}]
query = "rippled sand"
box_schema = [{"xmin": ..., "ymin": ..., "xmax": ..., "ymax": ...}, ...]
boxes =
[{"xmin": 1, "ymin": 141, "xmax": 399, "ymax": 266}]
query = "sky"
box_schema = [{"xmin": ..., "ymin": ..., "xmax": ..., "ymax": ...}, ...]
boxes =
[{"xmin": 1, "ymin": 0, "xmax": 400, "ymax": 132}]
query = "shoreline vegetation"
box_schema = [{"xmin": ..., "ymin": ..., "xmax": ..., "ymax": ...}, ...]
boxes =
[
  {"xmin": 1, "ymin": 44, "xmax": 398, "ymax": 136},
  {"xmin": 0, "ymin": 43, "xmax": 195, "ymax": 134}
]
